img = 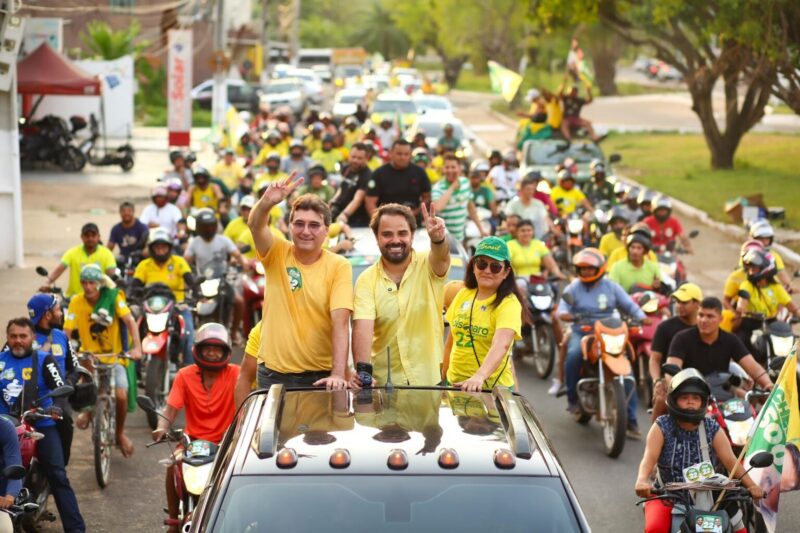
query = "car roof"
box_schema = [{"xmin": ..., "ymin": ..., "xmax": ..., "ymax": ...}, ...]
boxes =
[{"xmin": 234, "ymin": 386, "xmax": 562, "ymax": 477}]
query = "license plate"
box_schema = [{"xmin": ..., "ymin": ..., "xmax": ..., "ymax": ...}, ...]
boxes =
[
  {"xmin": 695, "ymin": 514, "xmax": 723, "ymax": 532},
  {"xmin": 187, "ymin": 440, "xmax": 212, "ymax": 457},
  {"xmin": 722, "ymin": 399, "xmax": 746, "ymax": 417}
]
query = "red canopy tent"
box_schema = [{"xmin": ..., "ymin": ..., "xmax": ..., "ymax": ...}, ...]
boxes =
[{"xmin": 17, "ymin": 42, "xmax": 101, "ymax": 115}]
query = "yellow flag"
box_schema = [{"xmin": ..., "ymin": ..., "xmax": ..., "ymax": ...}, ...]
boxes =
[{"xmin": 487, "ymin": 60, "xmax": 523, "ymax": 103}]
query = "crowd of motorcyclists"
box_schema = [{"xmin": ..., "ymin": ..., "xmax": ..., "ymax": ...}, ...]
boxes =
[{"xmin": 3, "ymin": 93, "xmax": 798, "ymax": 533}]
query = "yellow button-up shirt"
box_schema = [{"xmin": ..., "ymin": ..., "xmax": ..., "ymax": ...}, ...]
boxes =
[{"xmin": 354, "ymin": 251, "xmax": 448, "ymax": 387}]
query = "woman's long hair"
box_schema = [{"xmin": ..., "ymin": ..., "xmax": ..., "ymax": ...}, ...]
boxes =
[{"xmin": 464, "ymin": 257, "xmax": 532, "ymax": 324}]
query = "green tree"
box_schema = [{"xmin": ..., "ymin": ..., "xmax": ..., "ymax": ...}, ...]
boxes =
[
  {"xmin": 351, "ymin": 3, "xmax": 410, "ymax": 58},
  {"xmin": 80, "ymin": 20, "xmax": 148, "ymax": 60}
]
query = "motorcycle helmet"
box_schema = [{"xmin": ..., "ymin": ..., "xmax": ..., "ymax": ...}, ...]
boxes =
[
  {"xmin": 625, "ymin": 185, "xmax": 641, "ymax": 203},
  {"xmin": 151, "ymin": 186, "xmax": 168, "ymax": 199},
  {"xmin": 666, "ymin": 368, "xmax": 710, "ymax": 423},
  {"xmin": 193, "ymin": 166, "xmax": 211, "ymax": 182},
  {"xmin": 608, "ymin": 206, "xmax": 630, "ymax": 226},
  {"xmin": 613, "ymin": 181, "xmax": 629, "ymax": 197},
  {"xmin": 147, "ymin": 228, "xmax": 173, "ymax": 262},
  {"xmin": 308, "ymin": 165, "xmax": 327, "ymax": 180},
  {"xmin": 626, "ymin": 232, "xmax": 652, "ymax": 252},
  {"xmin": 502, "ymin": 150, "xmax": 518, "ymax": 164},
  {"xmin": 749, "ymin": 220, "xmax": 775, "ymax": 246},
  {"xmin": 523, "ymin": 169, "xmax": 543, "ymax": 182},
  {"xmin": 742, "ymin": 249, "xmax": 777, "ymax": 283},
  {"xmin": 192, "ymin": 323, "xmax": 232, "ymax": 371},
  {"xmin": 69, "ymin": 366, "xmax": 98, "ymax": 412},
  {"xmin": 739, "ymin": 239, "xmax": 765, "ymax": 266},
  {"xmin": 557, "ymin": 168, "xmax": 575, "ymax": 189},
  {"xmin": 572, "ymin": 248, "xmax": 606, "ymax": 283},
  {"xmin": 196, "ymin": 208, "xmax": 218, "ymax": 239},
  {"xmin": 629, "ymin": 222, "xmax": 653, "ymax": 240},
  {"xmin": 653, "ymin": 195, "xmax": 673, "ymax": 222},
  {"xmin": 637, "ymin": 189, "xmax": 656, "ymax": 207},
  {"xmin": 166, "ymin": 178, "xmax": 183, "ymax": 192},
  {"xmin": 266, "ymin": 151, "xmax": 281, "ymax": 163},
  {"xmin": 412, "ymin": 147, "xmax": 430, "ymax": 163},
  {"xmin": 263, "ymin": 129, "xmax": 281, "ymax": 142},
  {"xmin": 80, "ymin": 264, "xmax": 105, "ymax": 283},
  {"xmin": 344, "ymin": 116, "xmax": 359, "ymax": 128},
  {"xmin": 469, "ymin": 159, "xmax": 491, "ymax": 175},
  {"xmin": 590, "ymin": 159, "xmax": 605, "ymax": 179},
  {"xmin": 169, "ymin": 150, "xmax": 184, "ymax": 164}
]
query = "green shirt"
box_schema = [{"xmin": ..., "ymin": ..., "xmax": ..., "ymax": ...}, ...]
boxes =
[
  {"xmin": 471, "ymin": 186, "xmax": 495, "ymax": 210},
  {"xmin": 432, "ymin": 177, "xmax": 472, "ymax": 240},
  {"xmin": 608, "ymin": 258, "xmax": 661, "ymax": 293}
]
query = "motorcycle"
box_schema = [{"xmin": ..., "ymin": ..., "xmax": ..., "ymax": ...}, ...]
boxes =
[
  {"xmin": 553, "ymin": 211, "xmax": 588, "ymax": 271},
  {"xmin": 657, "ymin": 230, "xmax": 699, "ymax": 302},
  {"xmin": 705, "ymin": 371, "xmax": 770, "ymax": 457},
  {"xmin": 636, "ymin": 451, "xmax": 774, "ymax": 533},
  {"xmin": 0, "ymin": 463, "xmax": 37, "ymax": 530},
  {"xmin": 629, "ymin": 290, "xmax": 670, "ymax": 408},
  {"xmin": 19, "ymin": 115, "xmax": 87, "ymax": 172},
  {"xmin": 194, "ymin": 260, "xmax": 238, "ymax": 327},
  {"xmin": 137, "ymin": 395, "xmax": 218, "ymax": 530},
  {"xmin": 563, "ymin": 294, "xmax": 639, "ymax": 457},
  {"xmin": 78, "ymin": 113, "xmax": 135, "ymax": 171},
  {"xmin": 133, "ymin": 283, "xmax": 187, "ymax": 431},
  {"xmin": 737, "ymin": 289, "xmax": 798, "ymax": 379},
  {"xmin": 13, "ymin": 385, "xmax": 74, "ymax": 532},
  {"xmin": 241, "ymin": 259, "xmax": 265, "ymax": 338},
  {"xmin": 518, "ymin": 277, "xmax": 559, "ymax": 380}
]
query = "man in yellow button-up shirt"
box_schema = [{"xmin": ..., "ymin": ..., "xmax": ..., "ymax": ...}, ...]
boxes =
[{"xmin": 351, "ymin": 203, "xmax": 450, "ymax": 387}]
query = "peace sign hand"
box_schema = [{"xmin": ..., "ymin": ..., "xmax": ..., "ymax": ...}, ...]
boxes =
[
  {"xmin": 421, "ymin": 202, "xmax": 446, "ymax": 244},
  {"xmin": 263, "ymin": 171, "xmax": 304, "ymax": 205}
]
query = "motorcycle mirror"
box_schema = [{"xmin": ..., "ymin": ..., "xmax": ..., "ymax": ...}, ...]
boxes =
[
  {"xmin": 35, "ymin": 266, "xmax": 49, "ymax": 277},
  {"xmin": 240, "ymin": 244, "xmax": 252, "ymax": 254},
  {"xmin": 748, "ymin": 451, "xmax": 774, "ymax": 469},
  {"xmin": 137, "ymin": 395, "xmax": 157, "ymax": 413},
  {"xmin": 2, "ymin": 464, "xmax": 25, "ymax": 480},
  {"xmin": 661, "ymin": 363, "xmax": 681, "ymax": 377},
  {"xmin": 738, "ymin": 289, "xmax": 751, "ymax": 300},
  {"xmin": 638, "ymin": 293, "xmax": 652, "ymax": 306},
  {"xmin": 608, "ymin": 153, "xmax": 622, "ymax": 164},
  {"xmin": 769, "ymin": 357, "xmax": 786, "ymax": 372},
  {"xmin": 688, "ymin": 229, "xmax": 700, "ymax": 239}
]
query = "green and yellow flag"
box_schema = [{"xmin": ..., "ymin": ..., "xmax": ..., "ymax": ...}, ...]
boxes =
[{"xmin": 487, "ymin": 60, "xmax": 523, "ymax": 103}]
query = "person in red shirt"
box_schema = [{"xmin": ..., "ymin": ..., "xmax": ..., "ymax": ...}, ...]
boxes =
[
  {"xmin": 643, "ymin": 196, "xmax": 693, "ymax": 253},
  {"xmin": 152, "ymin": 323, "xmax": 240, "ymax": 532}
]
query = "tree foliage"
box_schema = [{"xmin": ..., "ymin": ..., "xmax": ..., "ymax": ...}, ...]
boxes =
[{"xmin": 80, "ymin": 20, "xmax": 148, "ymax": 60}]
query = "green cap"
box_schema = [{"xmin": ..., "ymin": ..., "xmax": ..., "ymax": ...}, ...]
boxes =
[
  {"xmin": 473, "ymin": 237, "xmax": 510, "ymax": 262},
  {"xmin": 79, "ymin": 264, "xmax": 104, "ymax": 282}
]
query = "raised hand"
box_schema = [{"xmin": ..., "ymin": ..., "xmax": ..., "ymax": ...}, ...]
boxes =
[
  {"xmin": 263, "ymin": 171, "xmax": 304, "ymax": 205},
  {"xmin": 421, "ymin": 202, "xmax": 446, "ymax": 244}
]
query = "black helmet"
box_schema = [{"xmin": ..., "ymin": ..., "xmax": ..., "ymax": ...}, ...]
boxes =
[
  {"xmin": 608, "ymin": 206, "xmax": 629, "ymax": 225},
  {"xmin": 147, "ymin": 228, "xmax": 173, "ymax": 262},
  {"xmin": 308, "ymin": 165, "xmax": 327, "ymax": 179},
  {"xmin": 626, "ymin": 232, "xmax": 652, "ymax": 252},
  {"xmin": 193, "ymin": 167, "xmax": 211, "ymax": 181},
  {"xmin": 69, "ymin": 366, "xmax": 97, "ymax": 412},
  {"xmin": 196, "ymin": 208, "xmax": 218, "ymax": 239},
  {"xmin": 192, "ymin": 323, "xmax": 232, "ymax": 371},
  {"xmin": 590, "ymin": 159, "xmax": 605, "ymax": 177},
  {"xmin": 666, "ymin": 368, "xmax": 710, "ymax": 423},
  {"xmin": 557, "ymin": 168, "xmax": 575, "ymax": 183},
  {"xmin": 169, "ymin": 150, "xmax": 184, "ymax": 163},
  {"xmin": 742, "ymin": 249, "xmax": 778, "ymax": 283}
]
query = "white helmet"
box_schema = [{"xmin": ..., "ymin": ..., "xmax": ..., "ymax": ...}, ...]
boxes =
[{"xmin": 749, "ymin": 219, "xmax": 774, "ymax": 240}]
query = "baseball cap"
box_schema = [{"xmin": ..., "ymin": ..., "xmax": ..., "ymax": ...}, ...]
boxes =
[
  {"xmin": 81, "ymin": 222, "xmax": 99, "ymax": 235},
  {"xmin": 239, "ymin": 195, "xmax": 256, "ymax": 209},
  {"xmin": 672, "ymin": 283, "xmax": 703, "ymax": 302},
  {"xmin": 27, "ymin": 294, "xmax": 58, "ymax": 326},
  {"xmin": 473, "ymin": 237, "xmax": 510, "ymax": 263},
  {"xmin": 224, "ymin": 148, "xmax": 235, "ymax": 156}
]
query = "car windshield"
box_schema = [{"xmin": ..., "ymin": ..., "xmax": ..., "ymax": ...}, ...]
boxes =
[
  {"xmin": 337, "ymin": 93, "xmax": 364, "ymax": 104},
  {"xmin": 373, "ymin": 100, "xmax": 417, "ymax": 114},
  {"xmin": 417, "ymin": 122, "xmax": 464, "ymax": 139},
  {"xmin": 265, "ymin": 82, "xmax": 299, "ymax": 94},
  {"xmin": 415, "ymin": 98, "xmax": 451, "ymax": 111},
  {"xmin": 211, "ymin": 476, "xmax": 582, "ymax": 532},
  {"xmin": 524, "ymin": 140, "xmax": 604, "ymax": 166}
]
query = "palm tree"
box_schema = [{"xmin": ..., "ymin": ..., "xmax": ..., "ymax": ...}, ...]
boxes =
[
  {"xmin": 351, "ymin": 3, "xmax": 410, "ymax": 59},
  {"xmin": 80, "ymin": 20, "xmax": 148, "ymax": 60}
]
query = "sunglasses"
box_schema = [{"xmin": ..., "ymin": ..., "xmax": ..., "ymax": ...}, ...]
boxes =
[
  {"xmin": 291, "ymin": 220, "xmax": 325, "ymax": 232},
  {"xmin": 475, "ymin": 258, "xmax": 506, "ymax": 274}
]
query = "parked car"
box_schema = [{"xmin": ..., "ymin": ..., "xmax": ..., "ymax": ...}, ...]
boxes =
[
  {"xmin": 405, "ymin": 116, "xmax": 476, "ymax": 161},
  {"xmin": 520, "ymin": 138, "xmax": 621, "ymax": 186},
  {"xmin": 332, "ymin": 88, "xmax": 367, "ymax": 118},
  {"xmin": 191, "ymin": 79, "xmax": 261, "ymax": 113},
  {"xmin": 260, "ymin": 78, "xmax": 308, "ymax": 118},
  {"xmin": 186, "ymin": 386, "xmax": 591, "ymax": 532}
]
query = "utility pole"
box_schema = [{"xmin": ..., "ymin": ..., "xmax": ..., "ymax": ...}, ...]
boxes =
[
  {"xmin": 211, "ymin": 0, "xmax": 227, "ymax": 127},
  {"xmin": 290, "ymin": 0, "xmax": 300, "ymax": 66},
  {"xmin": 260, "ymin": 0, "xmax": 270, "ymax": 84}
]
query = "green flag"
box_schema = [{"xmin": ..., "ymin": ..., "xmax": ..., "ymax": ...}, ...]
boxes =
[{"xmin": 487, "ymin": 61, "xmax": 523, "ymax": 103}]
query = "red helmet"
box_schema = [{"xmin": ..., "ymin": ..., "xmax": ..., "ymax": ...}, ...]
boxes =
[
  {"xmin": 192, "ymin": 323, "xmax": 232, "ymax": 371},
  {"xmin": 572, "ymin": 248, "xmax": 606, "ymax": 283}
]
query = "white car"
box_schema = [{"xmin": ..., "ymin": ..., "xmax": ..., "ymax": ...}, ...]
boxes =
[
  {"xmin": 285, "ymin": 68, "xmax": 324, "ymax": 104},
  {"xmin": 260, "ymin": 78, "xmax": 307, "ymax": 117},
  {"xmin": 412, "ymin": 94, "xmax": 454, "ymax": 116},
  {"xmin": 312, "ymin": 64, "xmax": 332, "ymax": 83},
  {"xmin": 405, "ymin": 116, "xmax": 476, "ymax": 161},
  {"xmin": 332, "ymin": 88, "xmax": 367, "ymax": 118}
]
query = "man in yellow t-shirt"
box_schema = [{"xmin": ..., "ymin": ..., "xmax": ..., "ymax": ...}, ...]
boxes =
[
  {"xmin": 310, "ymin": 135, "xmax": 344, "ymax": 174},
  {"xmin": 212, "ymin": 149, "xmax": 246, "ymax": 190},
  {"xmin": 64, "ymin": 264, "xmax": 141, "ymax": 457},
  {"xmin": 507, "ymin": 238, "xmax": 551, "ymax": 277},
  {"xmin": 598, "ymin": 207, "xmax": 630, "ymax": 257},
  {"xmin": 40, "ymin": 223, "xmax": 117, "ymax": 298},
  {"xmin": 352, "ymin": 203, "xmax": 451, "ymax": 388},
  {"xmin": 187, "ymin": 168, "xmax": 226, "ymax": 216},
  {"xmin": 224, "ymin": 196, "xmax": 255, "ymax": 252},
  {"xmin": 253, "ymin": 153, "xmax": 288, "ymax": 192},
  {"xmin": 550, "ymin": 169, "xmax": 592, "ymax": 217},
  {"xmin": 234, "ymin": 182, "xmax": 353, "ymax": 407}
]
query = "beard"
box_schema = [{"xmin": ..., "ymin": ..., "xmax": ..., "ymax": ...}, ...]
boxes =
[
  {"xmin": 380, "ymin": 242, "xmax": 410, "ymax": 264},
  {"xmin": 10, "ymin": 345, "xmax": 29, "ymax": 358}
]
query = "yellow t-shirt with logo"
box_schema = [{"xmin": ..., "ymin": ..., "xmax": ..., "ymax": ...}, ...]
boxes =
[
  {"xmin": 257, "ymin": 237, "xmax": 353, "ymax": 373},
  {"xmin": 599, "ymin": 232, "xmax": 624, "ymax": 257},
  {"xmin": 354, "ymin": 251, "xmax": 448, "ymax": 387},
  {"xmin": 738, "ymin": 280, "xmax": 792, "ymax": 319},
  {"xmin": 445, "ymin": 288, "xmax": 522, "ymax": 388},
  {"xmin": 304, "ymin": 136, "xmax": 322, "ymax": 154},
  {"xmin": 310, "ymin": 149, "xmax": 344, "ymax": 173},
  {"xmin": 212, "ymin": 161, "xmax": 245, "ymax": 190},
  {"xmin": 191, "ymin": 185, "xmax": 219, "ymax": 211},
  {"xmin": 65, "ymin": 291, "xmax": 131, "ymax": 358},
  {"xmin": 60, "ymin": 244, "xmax": 117, "ymax": 298},
  {"xmin": 724, "ymin": 268, "xmax": 747, "ymax": 300},
  {"xmin": 607, "ymin": 246, "xmax": 658, "ymax": 269},
  {"xmin": 550, "ymin": 186, "xmax": 586, "ymax": 216},
  {"xmin": 133, "ymin": 255, "xmax": 192, "ymax": 302},
  {"xmin": 507, "ymin": 239, "xmax": 550, "ymax": 277}
]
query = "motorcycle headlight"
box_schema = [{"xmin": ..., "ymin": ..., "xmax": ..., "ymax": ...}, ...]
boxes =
[
  {"xmin": 200, "ymin": 279, "xmax": 221, "ymax": 298},
  {"xmin": 183, "ymin": 462, "xmax": 213, "ymax": 496},
  {"xmin": 145, "ymin": 312, "xmax": 170, "ymax": 334},
  {"xmin": 659, "ymin": 261, "xmax": 677, "ymax": 277},
  {"xmin": 726, "ymin": 419, "xmax": 752, "ymax": 447},
  {"xmin": 530, "ymin": 295, "xmax": 553, "ymax": 311},
  {"xmin": 771, "ymin": 335, "xmax": 796, "ymax": 357},
  {"xmin": 601, "ymin": 333, "xmax": 627, "ymax": 355},
  {"xmin": 568, "ymin": 219, "xmax": 584, "ymax": 234}
]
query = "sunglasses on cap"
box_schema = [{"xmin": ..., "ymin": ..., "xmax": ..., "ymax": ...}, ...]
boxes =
[{"xmin": 475, "ymin": 258, "xmax": 506, "ymax": 274}]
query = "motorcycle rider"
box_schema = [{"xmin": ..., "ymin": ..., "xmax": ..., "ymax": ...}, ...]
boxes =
[
  {"xmin": 608, "ymin": 233, "xmax": 661, "ymax": 293},
  {"xmin": 558, "ymin": 248, "xmax": 647, "ymax": 437},
  {"xmin": 748, "ymin": 219, "xmax": 794, "ymax": 292},
  {"xmin": 550, "ymin": 169, "xmax": 593, "ymax": 218},
  {"xmin": 280, "ymin": 139, "xmax": 313, "ymax": 178},
  {"xmin": 140, "ymin": 186, "xmax": 183, "ymax": 238},
  {"xmin": 39, "ymin": 222, "xmax": 117, "ymax": 299},
  {"xmin": 618, "ymin": 184, "xmax": 643, "ymax": 223},
  {"xmin": 598, "ymin": 206, "xmax": 629, "ymax": 257},
  {"xmin": 27, "ymin": 294, "xmax": 81, "ymax": 465},
  {"xmin": 186, "ymin": 167, "xmax": 227, "ymax": 218},
  {"xmin": 582, "ymin": 160, "xmax": 616, "ymax": 205},
  {"xmin": 310, "ymin": 134, "xmax": 344, "ymax": 174},
  {"xmin": 504, "ymin": 174, "xmax": 556, "ymax": 240},
  {"xmin": 644, "ymin": 196, "xmax": 694, "ymax": 253},
  {"xmin": 488, "ymin": 150, "xmax": 520, "ymax": 203},
  {"xmin": 469, "ymin": 160, "xmax": 499, "ymax": 222},
  {"xmin": 637, "ymin": 189, "xmax": 656, "ymax": 221},
  {"xmin": 165, "ymin": 150, "xmax": 193, "ymax": 189},
  {"xmin": 1, "ymin": 318, "xmax": 86, "ymax": 532},
  {"xmin": 152, "ymin": 323, "xmax": 240, "ymax": 533},
  {"xmin": 107, "ymin": 201, "xmax": 149, "ymax": 263},
  {"xmin": 212, "ymin": 148, "xmax": 246, "ymax": 191},
  {"xmin": 635, "ymin": 368, "xmax": 762, "ymax": 533},
  {"xmin": 649, "ymin": 283, "xmax": 703, "ymax": 420},
  {"xmin": 607, "ymin": 222, "xmax": 658, "ymax": 269},
  {"xmin": 254, "ymin": 152, "xmax": 288, "ymax": 192},
  {"xmin": 132, "ymin": 229, "xmax": 196, "ymax": 364}
]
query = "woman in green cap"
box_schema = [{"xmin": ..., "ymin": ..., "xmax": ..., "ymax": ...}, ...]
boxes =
[{"xmin": 443, "ymin": 237, "xmax": 529, "ymax": 392}]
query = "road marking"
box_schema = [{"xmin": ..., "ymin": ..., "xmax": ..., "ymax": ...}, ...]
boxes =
[{"xmin": 470, "ymin": 124, "xmax": 510, "ymax": 132}]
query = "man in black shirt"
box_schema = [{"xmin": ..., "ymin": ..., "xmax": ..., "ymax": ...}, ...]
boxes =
[
  {"xmin": 665, "ymin": 297, "xmax": 772, "ymax": 391},
  {"xmin": 559, "ymin": 84, "xmax": 603, "ymax": 143},
  {"xmin": 331, "ymin": 143, "xmax": 372, "ymax": 227},
  {"xmin": 649, "ymin": 283, "xmax": 702, "ymax": 418},
  {"xmin": 365, "ymin": 139, "xmax": 431, "ymax": 218}
]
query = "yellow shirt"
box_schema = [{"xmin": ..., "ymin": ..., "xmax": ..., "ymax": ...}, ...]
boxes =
[
  {"xmin": 343, "ymin": 129, "xmax": 361, "ymax": 149},
  {"xmin": 223, "ymin": 217, "xmax": 248, "ymax": 243},
  {"xmin": 507, "ymin": 239, "xmax": 550, "ymax": 277},
  {"xmin": 254, "ymin": 171, "xmax": 288, "ymax": 193},
  {"xmin": 257, "ymin": 238, "xmax": 353, "ymax": 373},
  {"xmin": 353, "ymin": 252, "xmax": 448, "ymax": 386},
  {"xmin": 245, "ymin": 320, "xmax": 262, "ymax": 358},
  {"xmin": 367, "ymin": 157, "xmax": 382, "ymax": 171},
  {"xmin": 599, "ymin": 232, "xmax": 624, "ymax": 257},
  {"xmin": 253, "ymin": 143, "xmax": 289, "ymax": 166},
  {"xmin": 738, "ymin": 280, "xmax": 791, "ymax": 319},
  {"xmin": 310, "ymin": 148, "xmax": 344, "ymax": 173},
  {"xmin": 607, "ymin": 246, "xmax": 657, "ymax": 269},
  {"xmin": 550, "ymin": 186, "xmax": 586, "ymax": 216},
  {"xmin": 191, "ymin": 185, "xmax": 220, "ymax": 211},
  {"xmin": 724, "ymin": 268, "xmax": 747, "ymax": 300},
  {"xmin": 445, "ymin": 288, "xmax": 521, "ymax": 388},
  {"xmin": 304, "ymin": 136, "xmax": 322, "ymax": 154},
  {"xmin": 426, "ymin": 167, "xmax": 441, "ymax": 184},
  {"xmin": 236, "ymin": 226, "xmax": 284, "ymax": 260},
  {"xmin": 133, "ymin": 255, "xmax": 192, "ymax": 302},
  {"xmin": 65, "ymin": 291, "xmax": 131, "ymax": 360},
  {"xmin": 60, "ymin": 244, "xmax": 117, "ymax": 298},
  {"xmin": 212, "ymin": 161, "xmax": 245, "ymax": 190},
  {"xmin": 546, "ymin": 98, "xmax": 562, "ymax": 129}
]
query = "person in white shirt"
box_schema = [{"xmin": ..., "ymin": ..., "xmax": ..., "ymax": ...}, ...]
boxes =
[
  {"xmin": 376, "ymin": 118, "xmax": 398, "ymax": 150},
  {"xmin": 139, "ymin": 186, "xmax": 183, "ymax": 238},
  {"xmin": 488, "ymin": 151, "xmax": 520, "ymax": 202}
]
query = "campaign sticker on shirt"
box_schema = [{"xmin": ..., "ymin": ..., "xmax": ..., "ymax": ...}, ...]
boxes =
[
  {"xmin": 2, "ymin": 379, "xmax": 22, "ymax": 404},
  {"xmin": 287, "ymin": 267, "xmax": 303, "ymax": 292},
  {"xmin": 3, "ymin": 369, "xmax": 15, "ymax": 381},
  {"xmin": 168, "ymin": 263, "xmax": 174, "ymax": 272},
  {"xmin": 367, "ymin": 180, "xmax": 376, "ymax": 189},
  {"xmin": 22, "ymin": 368, "xmax": 32, "ymax": 381},
  {"xmin": 665, "ymin": 227, "xmax": 674, "ymax": 238},
  {"xmin": 51, "ymin": 344, "xmax": 63, "ymax": 356},
  {"xmin": 597, "ymin": 294, "xmax": 609, "ymax": 311}
]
